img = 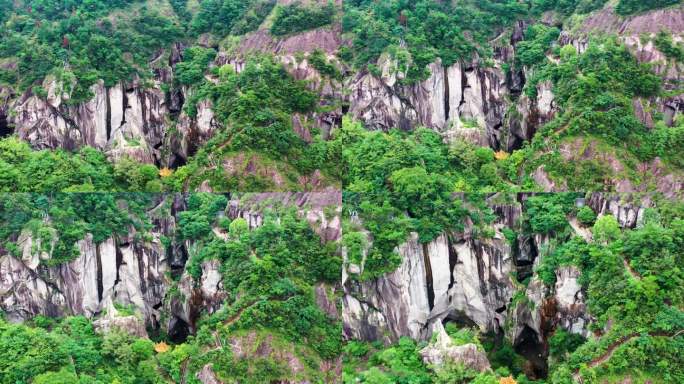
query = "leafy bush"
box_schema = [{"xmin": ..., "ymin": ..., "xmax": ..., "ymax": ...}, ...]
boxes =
[
  {"xmin": 270, "ymin": 2, "xmax": 335, "ymax": 36},
  {"xmin": 308, "ymin": 50, "xmax": 342, "ymax": 80},
  {"xmin": 616, "ymin": 0, "xmax": 680, "ymax": 15},
  {"xmin": 525, "ymin": 193, "xmax": 577, "ymax": 234},
  {"xmin": 175, "ymin": 46, "xmax": 217, "ymax": 86},
  {"xmin": 576, "ymin": 206, "xmax": 597, "ymax": 226},
  {"xmin": 654, "ymin": 30, "xmax": 684, "ymax": 62},
  {"xmin": 549, "ymin": 330, "xmax": 586, "ymax": 360},
  {"xmin": 515, "ymin": 24, "xmax": 560, "ymax": 68},
  {"xmin": 191, "ymin": 0, "xmax": 276, "ymax": 36}
]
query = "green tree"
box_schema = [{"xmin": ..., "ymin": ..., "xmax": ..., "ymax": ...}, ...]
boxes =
[{"xmin": 592, "ymin": 215, "xmax": 621, "ymax": 244}]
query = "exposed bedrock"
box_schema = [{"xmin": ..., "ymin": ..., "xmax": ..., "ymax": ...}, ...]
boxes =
[
  {"xmin": 6, "ymin": 6, "xmax": 684, "ymax": 167},
  {"xmin": 343, "ymin": 195, "xmax": 662, "ymax": 349},
  {"xmin": 0, "ymin": 192, "xmax": 341, "ymax": 340}
]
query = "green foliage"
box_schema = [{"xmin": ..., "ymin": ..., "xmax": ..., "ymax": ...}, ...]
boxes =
[
  {"xmin": 0, "ymin": 193, "xmax": 151, "ymax": 265},
  {"xmin": 191, "ymin": 0, "xmax": 276, "ymax": 37},
  {"xmin": 0, "ymin": 315, "xmax": 163, "ymax": 384},
  {"xmin": 172, "ymin": 56, "xmax": 332, "ymax": 191},
  {"xmin": 170, "ymin": 0, "xmax": 191, "ymax": 22},
  {"xmin": 530, "ymin": 0, "xmax": 608, "ymax": 15},
  {"xmin": 576, "ymin": 205, "xmax": 597, "ymax": 226},
  {"xmin": 515, "ymin": 24, "xmax": 560, "ymax": 68},
  {"xmin": 654, "ymin": 30, "xmax": 684, "ymax": 62},
  {"xmin": 549, "ymin": 330, "xmax": 586, "ymax": 361},
  {"xmin": 177, "ymin": 193, "xmax": 228, "ymax": 241},
  {"xmin": 228, "ymin": 217, "xmax": 249, "ymax": 237},
  {"xmin": 0, "ymin": 2, "xmax": 183, "ymax": 102},
  {"xmin": 544, "ymin": 208, "xmax": 684, "ymax": 382},
  {"xmin": 616, "ymin": 0, "xmax": 680, "ymax": 15},
  {"xmin": 525, "ymin": 193, "xmax": 578, "ymax": 234},
  {"xmin": 308, "ymin": 49, "xmax": 343, "ymax": 80},
  {"xmin": 343, "ymin": 0, "xmax": 528, "ymax": 83},
  {"xmin": 592, "ymin": 215, "xmax": 621, "ymax": 244},
  {"xmin": 0, "ymin": 137, "xmax": 166, "ymax": 192},
  {"xmin": 546, "ymin": 40, "xmax": 660, "ymax": 149},
  {"xmin": 520, "ymin": 39, "xmax": 683, "ymax": 188},
  {"xmin": 270, "ymin": 2, "xmax": 335, "ymax": 36},
  {"xmin": 175, "ymin": 46, "xmax": 217, "ymax": 86},
  {"xmin": 344, "ymin": 337, "xmax": 432, "ymax": 383}
]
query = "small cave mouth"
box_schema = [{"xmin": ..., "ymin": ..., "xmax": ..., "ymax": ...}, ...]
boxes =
[
  {"xmin": 443, "ymin": 311, "xmax": 479, "ymax": 329},
  {"xmin": 169, "ymin": 154, "xmax": 187, "ymax": 170},
  {"xmin": 514, "ymin": 236, "xmax": 538, "ymax": 282},
  {"xmin": 0, "ymin": 110, "xmax": 11, "ymax": 138},
  {"xmin": 168, "ymin": 317, "xmax": 190, "ymax": 344},
  {"xmin": 514, "ymin": 326, "xmax": 548, "ymax": 380},
  {"xmin": 168, "ymin": 242, "xmax": 189, "ymax": 273}
]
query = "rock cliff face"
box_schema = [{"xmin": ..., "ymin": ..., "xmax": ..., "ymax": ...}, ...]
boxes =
[
  {"xmin": 345, "ymin": 33, "xmax": 545, "ymax": 151},
  {"xmin": 343, "ymin": 198, "xmax": 525, "ymax": 344},
  {"xmin": 6, "ymin": 5, "xmax": 684, "ymax": 168},
  {"xmin": 343, "ymin": 193, "xmax": 653, "ymax": 356},
  {"xmin": 0, "ymin": 192, "xmax": 341, "ymax": 341},
  {"xmin": 0, "ymin": 19, "xmax": 548, "ymax": 164},
  {"xmin": 0, "ymin": 232, "xmax": 168, "ymax": 326},
  {"xmin": 419, "ymin": 322, "xmax": 492, "ymax": 373},
  {"xmin": 561, "ymin": 4, "xmax": 684, "ymax": 123}
]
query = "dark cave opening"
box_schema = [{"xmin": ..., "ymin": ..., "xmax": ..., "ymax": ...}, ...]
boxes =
[
  {"xmin": 514, "ymin": 236, "xmax": 538, "ymax": 282},
  {"xmin": 0, "ymin": 110, "xmax": 11, "ymax": 137},
  {"xmin": 169, "ymin": 154, "xmax": 187, "ymax": 170},
  {"xmin": 442, "ymin": 311, "xmax": 479, "ymax": 329},
  {"xmin": 508, "ymin": 136, "xmax": 525, "ymax": 152},
  {"xmin": 514, "ymin": 326, "xmax": 548, "ymax": 380},
  {"xmin": 167, "ymin": 317, "xmax": 190, "ymax": 343}
]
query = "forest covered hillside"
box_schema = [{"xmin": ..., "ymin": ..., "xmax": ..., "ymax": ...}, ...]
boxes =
[
  {"xmin": 0, "ymin": 1, "xmax": 683, "ymax": 383},
  {"xmin": 0, "ymin": 0, "xmax": 683, "ymax": 192}
]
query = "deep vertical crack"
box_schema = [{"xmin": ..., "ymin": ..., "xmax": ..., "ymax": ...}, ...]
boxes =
[
  {"xmin": 422, "ymin": 243, "xmax": 435, "ymax": 310},
  {"xmin": 443, "ymin": 66, "xmax": 450, "ymax": 122}
]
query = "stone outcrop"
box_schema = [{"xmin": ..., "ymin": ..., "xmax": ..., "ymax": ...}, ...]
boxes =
[
  {"xmin": 12, "ymin": 78, "xmax": 170, "ymax": 164},
  {"xmin": 0, "ymin": 231, "xmax": 169, "ymax": 329},
  {"xmin": 553, "ymin": 266, "xmax": 592, "ymax": 338},
  {"xmin": 342, "ymin": 193, "xmax": 600, "ymax": 357},
  {"xmin": 586, "ymin": 193, "xmax": 650, "ymax": 228},
  {"xmin": 419, "ymin": 322, "xmax": 491, "ymax": 372},
  {"xmin": 347, "ymin": 56, "xmax": 513, "ymax": 149},
  {"xmin": 0, "ymin": 192, "xmax": 341, "ymax": 338},
  {"xmin": 343, "ymin": 201, "xmax": 524, "ymax": 344}
]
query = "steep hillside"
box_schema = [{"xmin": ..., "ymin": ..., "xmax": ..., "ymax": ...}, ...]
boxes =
[
  {"xmin": 342, "ymin": 192, "xmax": 684, "ymax": 383},
  {"xmin": 0, "ymin": 192, "xmax": 343, "ymax": 383},
  {"xmin": 1, "ymin": 0, "xmax": 683, "ymax": 192}
]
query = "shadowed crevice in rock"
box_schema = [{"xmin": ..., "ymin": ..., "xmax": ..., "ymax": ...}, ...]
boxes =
[
  {"xmin": 422, "ymin": 243, "xmax": 435, "ymax": 311},
  {"xmin": 447, "ymin": 241, "xmax": 457, "ymax": 292},
  {"xmin": 514, "ymin": 235, "xmax": 538, "ymax": 282},
  {"xmin": 514, "ymin": 325, "xmax": 548, "ymax": 380},
  {"xmin": 96, "ymin": 244, "xmax": 104, "ymax": 302},
  {"xmin": 0, "ymin": 109, "xmax": 11, "ymax": 137},
  {"xmin": 168, "ymin": 316, "xmax": 190, "ymax": 343}
]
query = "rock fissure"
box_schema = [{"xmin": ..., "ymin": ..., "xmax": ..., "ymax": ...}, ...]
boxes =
[
  {"xmin": 96, "ymin": 244, "xmax": 103, "ymax": 302},
  {"xmin": 422, "ymin": 242, "xmax": 435, "ymax": 311},
  {"xmin": 105, "ymin": 86, "xmax": 111, "ymax": 141}
]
